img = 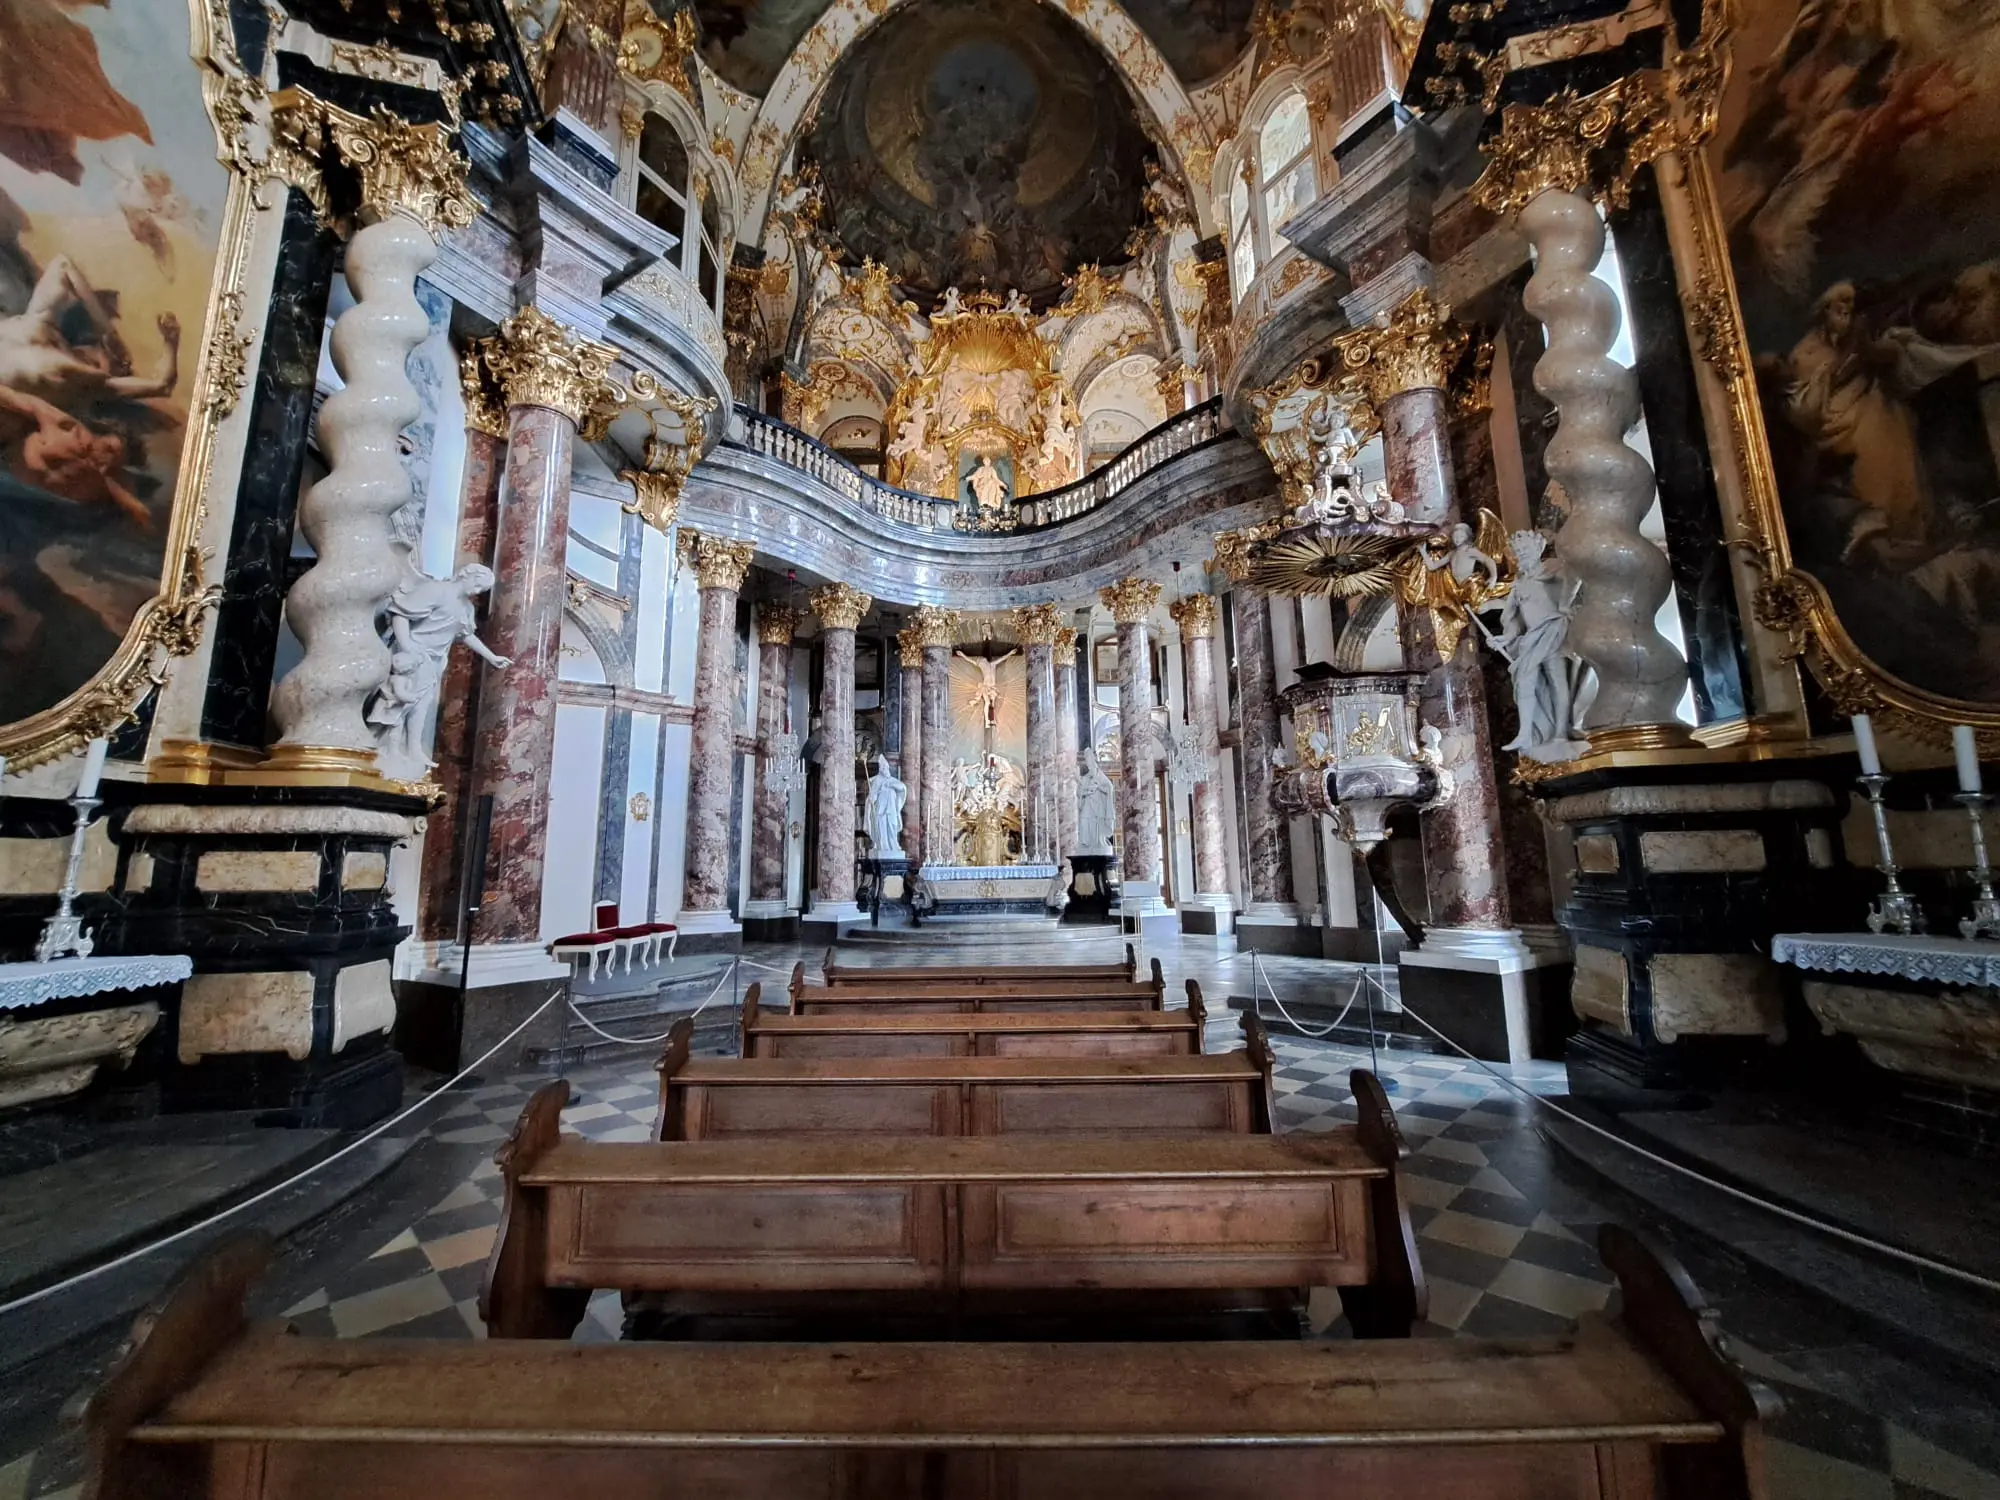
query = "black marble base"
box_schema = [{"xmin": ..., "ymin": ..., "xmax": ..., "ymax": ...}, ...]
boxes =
[
  {"xmin": 395, "ymin": 976, "xmax": 568, "ymax": 1075},
  {"xmin": 1877, "ymin": 1077, "xmax": 2000, "ymax": 1160},
  {"xmin": 1399, "ymin": 962, "xmax": 1576, "ymax": 1064},
  {"xmin": 1062, "ymin": 855, "xmax": 1118, "ymax": 925},
  {"xmin": 163, "ymin": 1038, "xmax": 402, "ymax": 1130},
  {"xmin": 1564, "ymin": 1025, "xmax": 1714, "ymax": 1111},
  {"xmin": 674, "ymin": 929, "xmax": 744, "ymax": 956},
  {"xmin": 1234, "ymin": 919, "xmax": 1322, "ymax": 957},
  {"xmin": 741, "ymin": 915, "xmax": 800, "ymax": 944},
  {"xmin": 1179, "ymin": 906, "xmax": 1224, "ymax": 935}
]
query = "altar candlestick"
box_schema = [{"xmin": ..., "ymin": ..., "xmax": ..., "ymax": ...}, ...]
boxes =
[
  {"xmin": 1954, "ymin": 725, "xmax": 1983, "ymax": 795},
  {"xmin": 76, "ymin": 738, "xmax": 109, "ymax": 798},
  {"xmin": 1851, "ymin": 715, "xmax": 1882, "ymax": 776}
]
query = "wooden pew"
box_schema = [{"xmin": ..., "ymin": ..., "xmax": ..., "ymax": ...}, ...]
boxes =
[
  {"xmin": 86, "ymin": 1226, "xmax": 1778, "ymax": 1500},
  {"xmin": 658, "ymin": 1010, "xmax": 1273, "ymax": 1140},
  {"xmin": 819, "ymin": 942, "xmax": 1137, "ymax": 987},
  {"xmin": 479, "ymin": 1079, "xmax": 1424, "ymax": 1339},
  {"xmin": 741, "ymin": 980, "xmax": 1205, "ymax": 1059},
  {"xmin": 787, "ymin": 957, "xmax": 1166, "ymax": 1013}
]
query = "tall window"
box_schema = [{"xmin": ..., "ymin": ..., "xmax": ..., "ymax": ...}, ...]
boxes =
[
  {"xmin": 698, "ymin": 190, "xmax": 722, "ymax": 311},
  {"xmin": 1229, "ymin": 171, "xmax": 1254, "ymax": 301},
  {"xmin": 1258, "ymin": 92, "xmax": 1316, "ymax": 245},
  {"xmin": 635, "ymin": 114, "xmax": 689, "ymax": 247}
]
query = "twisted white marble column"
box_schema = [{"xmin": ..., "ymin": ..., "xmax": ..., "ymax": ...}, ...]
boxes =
[
  {"xmin": 1520, "ymin": 187, "xmax": 1688, "ymax": 733},
  {"xmin": 272, "ymin": 212, "xmax": 438, "ymax": 754}
]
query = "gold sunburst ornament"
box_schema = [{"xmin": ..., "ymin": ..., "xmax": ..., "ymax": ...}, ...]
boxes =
[{"xmin": 1247, "ymin": 532, "xmax": 1406, "ymax": 598}]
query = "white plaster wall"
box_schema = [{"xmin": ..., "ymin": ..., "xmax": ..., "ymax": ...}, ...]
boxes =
[
  {"xmin": 653, "ymin": 720, "xmax": 692, "ymax": 921},
  {"xmin": 1299, "ymin": 597, "xmax": 1338, "ymax": 666},
  {"xmin": 622, "ymin": 712, "xmax": 661, "ymax": 922},
  {"xmin": 634, "ymin": 525, "xmax": 670, "ymax": 694},
  {"xmin": 541, "ymin": 703, "xmax": 608, "ymax": 940}
]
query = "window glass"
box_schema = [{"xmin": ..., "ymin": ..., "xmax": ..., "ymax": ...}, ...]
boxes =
[
  {"xmin": 1259, "ymin": 93, "xmax": 1312, "ymax": 177},
  {"xmin": 1265, "ymin": 160, "xmax": 1315, "ymax": 232},
  {"xmin": 1231, "ymin": 228, "xmax": 1256, "ymax": 298},
  {"xmin": 639, "ymin": 116, "xmax": 687, "ymax": 192}
]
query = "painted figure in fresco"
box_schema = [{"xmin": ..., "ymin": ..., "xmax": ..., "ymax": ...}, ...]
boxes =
[
  {"xmin": 369, "ymin": 564, "xmax": 511, "ymax": 768},
  {"xmin": 0, "ymin": 254, "xmax": 180, "ymax": 411},
  {"xmin": 0, "ymin": 384, "xmax": 147, "ymax": 522},
  {"xmin": 0, "ymin": 0, "xmax": 153, "ymax": 183},
  {"xmin": 864, "ymin": 756, "xmax": 908, "ymax": 858}
]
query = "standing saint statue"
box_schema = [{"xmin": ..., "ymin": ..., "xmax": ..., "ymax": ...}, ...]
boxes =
[
  {"xmin": 967, "ymin": 455, "xmax": 1009, "ymax": 516},
  {"xmin": 1480, "ymin": 531, "xmax": 1586, "ymax": 763},
  {"xmin": 1075, "ymin": 751, "xmax": 1118, "ymax": 855},
  {"xmin": 863, "ymin": 756, "xmax": 909, "ymax": 858},
  {"xmin": 369, "ymin": 563, "xmax": 510, "ymax": 770}
]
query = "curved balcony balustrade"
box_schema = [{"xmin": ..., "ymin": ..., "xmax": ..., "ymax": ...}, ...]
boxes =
[{"xmin": 678, "ymin": 398, "xmax": 1278, "ymax": 609}]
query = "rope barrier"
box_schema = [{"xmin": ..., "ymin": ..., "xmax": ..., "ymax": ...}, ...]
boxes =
[
  {"xmin": 561, "ymin": 960, "xmax": 738, "ymax": 1047},
  {"xmin": 1382, "ymin": 994, "xmax": 2000, "ymax": 1299},
  {"xmin": 1248, "ymin": 949, "xmax": 1359, "ymax": 1039},
  {"xmin": 0, "ymin": 983, "xmax": 568, "ymax": 1319}
]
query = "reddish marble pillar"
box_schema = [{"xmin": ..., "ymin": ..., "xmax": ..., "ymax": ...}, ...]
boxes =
[
  {"xmin": 418, "ymin": 418, "xmax": 503, "ymax": 943},
  {"xmin": 745, "ymin": 607, "xmax": 796, "ymax": 919},
  {"xmin": 897, "ymin": 630, "xmax": 925, "ymax": 860},
  {"xmin": 1101, "ymin": 579, "xmax": 1164, "ymax": 889},
  {"xmin": 912, "ymin": 606, "xmax": 960, "ymax": 866},
  {"xmin": 810, "ymin": 584, "xmax": 871, "ymax": 908},
  {"xmin": 467, "ymin": 403, "xmax": 576, "ymax": 944},
  {"xmin": 1227, "ymin": 586, "xmax": 1298, "ymax": 914},
  {"xmin": 1053, "ymin": 628, "xmax": 1081, "ymax": 859},
  {"xmin": 676, "ymin": 532, "xmax": 755, "ymax": 925},
  {"xmin": 1171, "ymin": 595, "xmax": 1233, "ymax": 906},
  {"xmin": 1382, "ymin": 387, "xmax": 1457, "ymax": 528},
  {"xmin": 1012, "ymin": 605, "xmax": 1064, "ymax": 864}
]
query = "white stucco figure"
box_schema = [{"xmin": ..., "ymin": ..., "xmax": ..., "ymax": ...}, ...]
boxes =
[
  {"xmin": 1483, "ymin": 531, "xmax": 1587, "ymax": 762},
  {"xmin": 864, "ymin": 756, "xmax": 909, "ymax": 857},
  {"xmin": 1076, "ymin": 751, "xmax": 1118, "ymax": 854},
  {"xmin": 968, "ymin": 455, "xmax": 1009, "ymax": 515},
  {"xmin": 368, "ymin": 563, "xmax": 509, "ymax": 770},
  {"xmin": 954, "ymin": 648, "xmax": 1019, "ymax": 728}
]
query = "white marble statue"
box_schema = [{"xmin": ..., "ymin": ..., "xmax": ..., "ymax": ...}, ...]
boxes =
[
  {"xmin": 888, "ymin": 393, "xmax": 934, "ymax": 462},
  {"xmin": 1482, "ymin": 531, "xmax": 1587, "ymax": 763},
  {"xmin": 967, "ymin": 455, "xmax": 1009, "ymax": 515},
  {"xmin": 1075, "ymin": 751, "xmax": 1118, "ymax": 854},
  {"xmin": 368, "ymin": 563, "xmax": 509, "ymax": 771},
  {"xmin": 1045, "ymin": 857, "xmax": 1073, "ymax": 913},
  {"xmin": 864, "ymin": 756, "xmax": 909, "ymax": 858}
]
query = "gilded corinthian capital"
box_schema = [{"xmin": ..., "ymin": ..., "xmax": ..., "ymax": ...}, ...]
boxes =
[
  {"xmin": 809, "ymin": 583, "xmax": 872, "ymax": 632},
  {"xmin": 484, "ymin": 306, "xmax": 622, "ymax": 423},
  {"xmin": 1100, "ymin": 577, "xmax": 1162, "ymax": 625},
  {"xmin": 1335, "ymin": 289, "xmax": 1468, "ymax": 401},
  {"xmin": 1169, "ymin": 594, "xmax": 1220, "ymax": 640},
  {"xmin": 677, "ymin": 530, "xmax": 755, "ymax": 592},
  {"xmin": 268, "ymin": 89, "xmax": 476, "ymax": 239},
  {"xmin": 897, "ymin": 627, "xmax": 927, "ymax": 670},
  {"xmin": 1052, "ymin": 627, "xmax": 1078, "ymax": 668},
  {"xmin": 909, "ymin": 605, "xmax": 961, "ymax": 649},
  {"xmin": 1011, "ymin": 604, "xmax": 1067, "ymax": 646},
  {"xmin": 757, "ymin": 606, "xmax": 798, "ymax": 646}
]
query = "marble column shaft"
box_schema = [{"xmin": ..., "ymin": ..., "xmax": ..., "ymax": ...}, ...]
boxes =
[
  {"xmin": 418, "ymin": 422, "xmax": 502, "ymax": 943},
  {"xmin": 1053, "ymin": 632, "xmax": 1081, "ymax": 860},
  {"xmin": 898, "ymin": 646, "xmax": 925, "ymax": 862},
  {"xmin": 1118, "ymin": 619, "xmax": 1160, "ymax": 882},
  {"xmin": 679, "ymin": 536, "xmax": 754, "ymax": 917},
  {"xmin": 1381, "ymin": 387, "xmax": 1457, "ymax": 527},
  {"xmin": 816, "ymin": 626, "xmax": 860, "ymax": 899},
  {"xmin": 1231, "ymin": 589, "xmax": 1296, "ymax": 909},
  {"xmin": 1174, "ymin": 600, "xmax": 1231, "ymax": 899},
  {"xmin": 922, "ymin": 646, "xmax": 954, "ymax": 866},
  {"xmin": 1024, "ymin": 642, "xmax": 1055, "ymax": 863},
  {"xmin": 468, "ymin": 403, "xmax": 576, "ymax": 942},
  {"xmin": 748, "ymin": 613, "xmax": 795, "ymax": 910}
]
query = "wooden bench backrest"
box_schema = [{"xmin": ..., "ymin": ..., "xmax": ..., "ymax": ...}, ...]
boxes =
[
  {"xmin": 819, "ymin": 942, "xmax": 1137, "ymax": 987},
  {"xmin": 663, "ymin": 1009, "xmax": 1271, "ymax": 1142},
  {"xmin": 739, "ymin": 981, "xmax": 1205, "ymax": 1059},
  {"xmin": 477, "ymin": 1120, "xmax": 1412, "ymax": 1338},
  {"xmin": 789, "ymin": 956, "xmax": 1166, "ymax": 1008},
  {"xmin": 86, "ymin": 1225, "xmax": 1776, "ymax": 1500}
]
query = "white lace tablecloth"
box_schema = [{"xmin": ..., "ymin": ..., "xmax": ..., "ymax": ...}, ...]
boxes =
[
  {"xmin": 0, "ymin": 955, "xmax": 194, "ymax": 1012},
  {"xmin": 1771, "ymin": 934, "xmax": 2000, "ymax": 988},
  {"xmin": 925, "ymin": 865, "xmax": 1060, "ymax": 882}
]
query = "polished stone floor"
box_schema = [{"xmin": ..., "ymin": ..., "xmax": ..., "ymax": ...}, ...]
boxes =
[{"xmin": 2, "ymin": 934, "xmax": 1996, "ymax": 1499}]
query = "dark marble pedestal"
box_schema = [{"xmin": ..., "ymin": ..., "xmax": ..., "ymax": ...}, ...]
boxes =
[
  {"xmin": 1062, "ymin": 855, "xmax": 1119, "ymax": 926},
  {"xmin": 859, "ymin": 858, "xmax": 919, "ymax": 929}
]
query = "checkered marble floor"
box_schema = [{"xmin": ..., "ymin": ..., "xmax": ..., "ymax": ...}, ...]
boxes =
[{"xmin": 4, "ymin": 984, "xmax": 1996, "ymax": 1500}]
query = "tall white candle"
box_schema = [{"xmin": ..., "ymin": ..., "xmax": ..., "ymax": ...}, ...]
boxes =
[
  {"xmin": 1851, "ymin": 715, "xmax": 1882, "ymax": 776},
  {"xmin": 1954, "ymin": 724, "xmax": 1983, "ymax": 795},
  {"xmin": 76, "ymin": 737, "xmax": 109, "ymax": 798}
]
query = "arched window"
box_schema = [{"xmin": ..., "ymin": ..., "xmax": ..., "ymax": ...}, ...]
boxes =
[
  {"xmin": 635, "ymin": 114, "xmax": 689, "ymax": 246},
  {"xmin": 698, "ymin": 189, "xmax": 722, "ymax": 311},
  {"xmin": 1258, "ymin": 92, "xmax": 1316, "ymax": 245},
  {"xmin": 1229, "ymin": 170, "xmax": 1255, "ymax": 302}
]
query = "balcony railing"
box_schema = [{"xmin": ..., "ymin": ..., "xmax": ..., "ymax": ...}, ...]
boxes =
[{"xmin": 727, "ymin": 398, "xmax": 1230, "ymax": 535}]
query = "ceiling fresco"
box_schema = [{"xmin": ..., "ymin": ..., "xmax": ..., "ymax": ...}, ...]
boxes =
[
  {"xmin": 802, "ymin": 0, "xmax": 1153, "ymax": 308},
  {"xmin": 692, "ymin": 0, "xmax": 1258, "ymax": 95}
]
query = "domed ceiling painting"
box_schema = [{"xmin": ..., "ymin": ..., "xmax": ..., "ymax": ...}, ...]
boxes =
[
  {"xmin": 692, "ymin": 0, "xmax": 1257, "ymax": 95},
  {"xmin": 802, "ymin": 0, "xmax": 1153, "ymax": 308}
]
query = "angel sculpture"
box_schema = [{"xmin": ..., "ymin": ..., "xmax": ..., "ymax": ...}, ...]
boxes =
[{"xmin": 1393, "ymin": 508, "xmax": 1514, "ymax": 659}]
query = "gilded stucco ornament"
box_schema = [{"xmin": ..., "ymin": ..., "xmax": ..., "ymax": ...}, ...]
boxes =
[
  {"xmin": 759, "ymin": 607, "xmax": 799, "ymax": 647},
  {"xmin": 1335, "ymin": 288, "xmax": 1470, "ymax": 402},
  {"xmin": 1010, "ymin": 604, "xmax": 1068, "ymax": 645},
  {"xmin": 1053, "ymin": 626, "xmax": 1079, "ymax": 668},
  {"xmin": 266, "ymin": 90, "xmax": 477, "ymax": 239},
  {"xmin": 1168, "ymin": 594, "xmax": 1219, "ymax": 640},
  {"xmin": 908, "ymin": 605, "xmax": 962, "ymax": 649},
  {"xmin": 201, "ymin": 292, "xmax": 255, "ymax": 423},
  {"xmin": 458, "ymin": 340, "xmax": 510, "ymax": 439},
  {"xmin": 676, "ymin": 532, "xmax": 757, "ymax": 592},
  {"xmin": 897, "ymin": 627, "xmax": 926, "ymax": 670}
]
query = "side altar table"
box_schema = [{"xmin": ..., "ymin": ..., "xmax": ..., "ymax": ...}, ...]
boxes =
[
  {"xmin": 0, "ymin": 955, "xmax": 193, "ymax": 1110},
  {"xmin": 1774, "ymin": 933, "xmax": 2000, "ymax": 1152}
]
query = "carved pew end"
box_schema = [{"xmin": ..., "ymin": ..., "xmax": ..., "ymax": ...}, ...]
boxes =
[
  {"xmin": 481, "ymin": 1081, "xmax": 593, "ymax": 1341},
  {"xmin": 1338, "ymin": 1068, "xmax": 1428, "ymax": 1339}
]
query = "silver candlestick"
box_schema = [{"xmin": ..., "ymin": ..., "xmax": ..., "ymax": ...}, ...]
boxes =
[
  {"xmin": 1958, "ymin": 791, "xmax": 2000, "ymax": 940},
  {"xmin": 34, "ymin": 794, "xmax": 100, "ymax": 962},
  {"xmin": 1858, "ymin": 774, "xmax": 1924, "ymax": 936}
]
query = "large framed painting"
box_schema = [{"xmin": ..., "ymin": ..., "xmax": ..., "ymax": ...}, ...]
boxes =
[
  {"xmin": 1688, "ymin": 0, "xmax": 2000, "ymax": 726},
  {"xmin": 0, "ymin": 0, "xmax": 247, "ymax": 766}
]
